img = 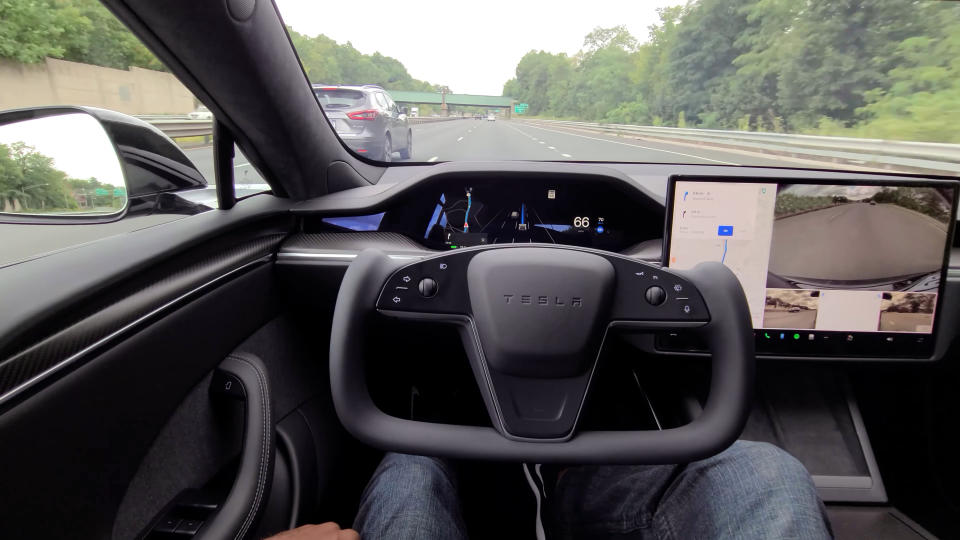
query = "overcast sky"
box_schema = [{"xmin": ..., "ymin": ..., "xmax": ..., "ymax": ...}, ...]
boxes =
[{"xmin": 275, "ymin": 0, "xmax": 680, "ymax": 96}]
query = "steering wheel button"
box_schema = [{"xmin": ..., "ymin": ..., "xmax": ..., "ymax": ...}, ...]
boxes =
[
  {"xmin": 418, "ymin": 277, "xmax": 438, "ymax": 298},
  {"xmin": 645, "ymin": 286, "xmax": 666, "ymax": 306}
]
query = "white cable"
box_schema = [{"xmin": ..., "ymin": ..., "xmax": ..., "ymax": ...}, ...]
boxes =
[
  {"xmin": 522, "ymin": 463, "xmax": 547, "ymax": 540},
  {"xmin": 534, "ymin": 464, "xmax": 545, "ymax": 499},
  {"xmin": 633, "ymin": 369, "xmax": 662, "ymax": 430}
]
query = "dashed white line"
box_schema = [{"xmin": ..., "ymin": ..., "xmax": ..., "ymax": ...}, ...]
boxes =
[
  {"xmin": 457, "ymin": 136, "xmax": 464, "ymax": 142},
  {"xmin": 428, "ymin": 156, "xmax": 439, "ymax": 162},
  {"xmin": 561, "ymin": 153, "xmax": 572, "ymax": 158},
  {"xmin": 538, "ymin": 141, "xmax": 545, "ymax": 144},
  {"xmin": 547, "ymin": 146, "xmax": 556, "ymax": 150},
  {"xmin": 518, "ymin": 123, "xmax": 739, "ymax": 165}
]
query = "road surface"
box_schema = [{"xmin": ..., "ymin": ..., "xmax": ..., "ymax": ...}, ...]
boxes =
[
  {"xmin": 183, "ymin": 119, "xmax": 868, "ymax": 179},
  {"xmin": 763, "ymin": 309, "xmax": 819, "ymax": 329},
  {"xmin": 405, "ymin": 119, "xmax": 801, "ymax": 166},
  {"xmin": 769, "ymin": 203, "xmax": 949, "ymax": 283},
  {"xmin": 879, "ymin": 312, "xmax": 934, "ymax": 332}
]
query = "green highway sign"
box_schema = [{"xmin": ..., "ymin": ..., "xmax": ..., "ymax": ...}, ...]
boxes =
[
  {"xmin": 514, "ymin": 103, "xmax": 529, "ymax": 114},
  {"xmin": 94, "ymin": 187, "xmax": 126, "ymax": 196}
]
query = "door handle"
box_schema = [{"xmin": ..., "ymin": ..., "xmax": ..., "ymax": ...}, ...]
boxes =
[{"xmin": 198, "ymin": 353, "xmax": 274, "ymax": 540}]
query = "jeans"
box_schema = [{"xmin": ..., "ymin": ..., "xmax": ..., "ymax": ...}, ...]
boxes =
[{"xmin": 353, "ymin": 441, "xmax": 832, "ymax": 539}]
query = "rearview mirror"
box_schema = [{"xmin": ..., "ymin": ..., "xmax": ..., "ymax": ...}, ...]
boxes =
[{"xmin": 0, "ymin": 110, "xmax": 127, "ymax": 219}]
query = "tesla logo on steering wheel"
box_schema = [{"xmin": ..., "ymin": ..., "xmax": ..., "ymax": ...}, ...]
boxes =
[{"xmin": 502, "ymin": 294, "xmax": 583, "ymax": 307}]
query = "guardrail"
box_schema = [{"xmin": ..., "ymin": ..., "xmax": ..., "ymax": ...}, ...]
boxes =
[
  {"xmin": 141, "ymin": 118, "xmax": 214, "ymax": 139},
  {"xmin": 407, "ymin": 116, "xmax": 471, "ymax": 125},
  {"xmin": 140, "ymin": 114, "xmax": 468, "ymax": 139},
  {"xmin": 518, "ymin": 119, "xmax": 960, "ymax": 175}
]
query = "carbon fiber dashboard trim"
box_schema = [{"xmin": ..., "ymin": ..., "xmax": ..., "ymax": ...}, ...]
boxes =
[
  {"xmin": 282, "ymin": 232, "xmax": 432, "ymax": 252},
  {"xmin": 0, "ymin": 234, "xmax": 284, "ymax": 410},
  {"xmin": 277, "ymin": 232, "xmax": 434, "ymax": 264}
]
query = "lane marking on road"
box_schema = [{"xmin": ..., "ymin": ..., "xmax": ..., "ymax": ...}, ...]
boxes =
[
  {"xmin": 547, "ymin": 146, "xmax": 556, "ymax": 150},
  {"xmin": 457, "ymin": 137, "xmax": 464, "ymax": 142},
  {"xmin": 538, "ymin": 141, "xmax": 545, "ymax": 144},
  {"xmin": 561, "ymin": 153, "xmax": 572, "ymax": 158},
  {"xmin": 428, "ymin": 156, "xmax": 439, "ymax": 162},
  {"xmin": 518, "ymin": 123, "xmax": 738, "ymax": 165}
]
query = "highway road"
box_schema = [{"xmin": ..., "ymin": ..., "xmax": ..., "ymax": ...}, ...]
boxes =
[
  {"xmin": 406, "ymin": 119, "xmax": 808, "ymax": 166},
  {"xmin": 763, "ymin": 309, "xmax": 819, "ymax": 329},
  {"xmin": 879, "ymin": 312, "xmax": 934, "ymax": 332},
  {"xmin": 179, "ymin": 119, "xmax": 859, "ymax": 175},
  {"xmin": 769, "ymin": 203, "xmax": 949, "ymax": 283}
]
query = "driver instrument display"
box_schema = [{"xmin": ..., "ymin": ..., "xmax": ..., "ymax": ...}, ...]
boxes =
[
  {"xmin": 664, "ymin": 177, "xmax": 957, "ymax": 357},
  {"xmin": 422, "ymin": 184, "xmax": 628, "ymax": 251}
]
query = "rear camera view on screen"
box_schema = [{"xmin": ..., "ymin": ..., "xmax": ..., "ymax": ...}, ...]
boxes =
[
  {"xmin": 763, "ymin": 290, "xmax": 820, "ymax": 329},
  {"xmin": 879, "ymin": 292, "xmax": 936, "ymax": 333},
  {"xmin": 668, "ymin": 181, "xmax": 953, "ymax": 334},
  {"xmin": 767, "ymin": 185, "xmax": 951, "ymax": 290}
]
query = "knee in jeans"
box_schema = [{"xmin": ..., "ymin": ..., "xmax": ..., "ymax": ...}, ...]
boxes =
[
  {"xmin": 727, "ymin": 441, "xmax": 817, "ymax": 493},
  {"xmin": 377, "ymin": 453, "xmax": 456, "ymax": 489}
]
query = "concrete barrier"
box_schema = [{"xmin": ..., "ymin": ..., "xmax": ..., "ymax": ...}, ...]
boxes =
[{"xmin": 0, "ymin": 58, "xmax": 195, "ymax": 115}]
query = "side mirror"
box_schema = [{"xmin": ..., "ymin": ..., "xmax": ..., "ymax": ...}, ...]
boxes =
[
  {"xmin": 0, "ymin": 106, "xmax": 207, "ymax": 224},
  {"xmin": 400, "ymin": 106, "xmax": 408, "ymax": 115}
]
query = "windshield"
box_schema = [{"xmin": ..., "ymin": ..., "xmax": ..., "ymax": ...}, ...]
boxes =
[{"xmin": 277, "ymin": 0, "xmax": 960, "ymax": 175}]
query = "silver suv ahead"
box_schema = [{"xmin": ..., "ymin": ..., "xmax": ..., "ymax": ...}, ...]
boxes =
[{"xmin": 313, "ymin": 84, "xmax": 412, "ymax": 162}]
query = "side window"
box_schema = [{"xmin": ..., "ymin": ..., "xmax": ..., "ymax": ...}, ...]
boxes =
[
  {"xmin": 0, "ymin": 0, "xmax": 265, "ymax": 266},
  {"xmin": 375, "ymin": 92, "xmax": 390, "ymax": 111}
]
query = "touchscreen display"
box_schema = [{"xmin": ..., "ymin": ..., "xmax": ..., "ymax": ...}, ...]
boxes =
[{"xmin": 666, "ymin": 180, "xmax": 955, "ymax": 342}]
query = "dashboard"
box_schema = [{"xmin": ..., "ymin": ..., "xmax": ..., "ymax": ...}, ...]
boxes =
[
  {"xmin": 288, "ymin": 162, "xmax": 960, "ymax": 362},
  {"xmin": 320, "ymin": 174, "xmax": 663, "ymax": 254}
]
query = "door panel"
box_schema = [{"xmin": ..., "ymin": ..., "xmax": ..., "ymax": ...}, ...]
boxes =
[
  {"xmin": 0, "ymin": 264, "xmax": 279, "ymax": 538},
  {"xmin": 0, "ymin": 230, "xmax": 285, "ymax": 410}
]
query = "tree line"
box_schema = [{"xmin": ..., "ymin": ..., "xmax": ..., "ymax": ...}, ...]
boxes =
[
  {"xmin": 0, "ymin": 1, "xmax": 441, "ymax": 100},
  {"xmin": 287, "ymin": 28, "xmax": 440, "ymax": 93},
  {"xmin": 0, "ymin": 0, "xmax": 163, "ymax": 70},
  {"xmin": 502, "ymin": 0, "xmax": 960, "ymax": 143},
  {"xmin": 0, "ymin": 142, "xmax": 121, "ymax": 213}
]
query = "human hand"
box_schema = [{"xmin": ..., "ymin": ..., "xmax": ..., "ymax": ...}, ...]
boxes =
[{"xmin": 264, "ymin": 522, "xmax": 360, "ymax": 540}]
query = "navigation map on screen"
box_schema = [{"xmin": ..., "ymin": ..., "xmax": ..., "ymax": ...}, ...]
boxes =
[{"xmin": 667, "ymin": 180, "xmax": 954, "ymax": 334}]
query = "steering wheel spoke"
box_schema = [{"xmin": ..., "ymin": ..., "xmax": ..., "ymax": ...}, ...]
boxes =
[{"xmin": 376, "ymin": 250, "xmax": 473, "ymax": 315}]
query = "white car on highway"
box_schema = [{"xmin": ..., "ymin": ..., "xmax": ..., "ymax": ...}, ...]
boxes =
[
  {"xmin": 486, "ymin": 112, "xmax": 496, "ymax": 121},
  {"xmin": 188, "ymin": 105, "xmax": 213, "ymax": 120}
]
